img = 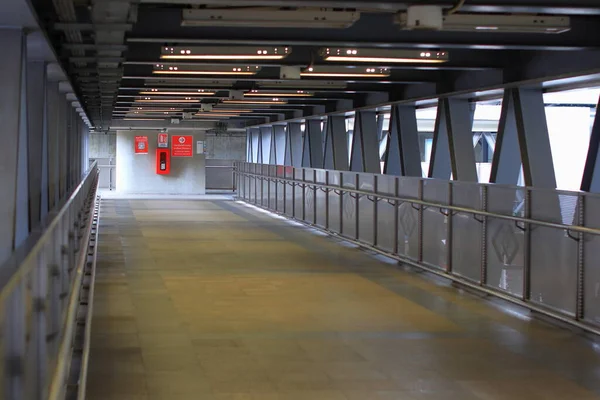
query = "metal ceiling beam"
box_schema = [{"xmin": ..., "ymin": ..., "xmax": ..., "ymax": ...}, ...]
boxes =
[
  {"xmin": 136, "ymin": 0, "xmax": 600, "ymax": 15},
  {"xmin": 54, "ymin": 23, "xmax": 133, "ymax": 31}
]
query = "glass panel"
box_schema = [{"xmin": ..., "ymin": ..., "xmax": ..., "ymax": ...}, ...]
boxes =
[
  {"xmin": 304, "ymin": 168, "xmax": 316, "ymax": 224},
  {"xmin": 486, "ymin": 185, "xmax": 525, "ymax": 297},
  {"xmin": 341, "ymin": 172, "xmax": 357, "ymax": 239},
  {"xmin": 422, "ymin": 179, "xmax": 448, "ymax": 269},
  {"xmin": 358, "ymin": 174, "xmax": 375, "ymax": 245},
  {"xmin": 397, "ymin": 178, "xmax": 420, "ymax": 260},
  {"xmin": 584, "ymin": 194, "xmax": 600, "ymax": 326},
  {"xmin": 376, "ymin": 175, "xmax": 396, "ymax": 253},
  {"xmin": 328, "ymin": 172, "xmax": 342, "ymax": 233},
  {"xmin": 530, "ymin": 189, "xmax": 578, "ymax": 316},
  {"xmin": 315, "ymin": 170, "xmax": 327, "ymax": 228},
  {"xmin": 451, "ymin": 181, "xmax": 482, "ymax": 282}
]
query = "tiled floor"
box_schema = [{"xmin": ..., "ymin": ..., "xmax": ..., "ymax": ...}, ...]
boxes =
[{"xmin": 87, "ymin": 199, "xmax": 600, "ymax": 400}]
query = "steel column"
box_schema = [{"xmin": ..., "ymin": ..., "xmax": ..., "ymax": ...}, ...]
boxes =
[
  {"xmin": 285, "ymin": 122, "xmax": 303, "ymax": 167},
  {"xmin": 323, "ymin": 115, "xmax": 349, "ymax": 171},
  {"xmin": 581, "ymin": 95, "xmax": 600, "ymax": 192},
  {"xmin": 58, "ymin": 97, "xmax": 68, "ymax": 198},
  {"xmin": 46, "ymin": 82, "xmax": 60, "ymax": 210},
  {"xmin": 0, "ymin": 30, "xmax": 30, "ymax": 265},
  {"xmin": 272, "ymin": 125, "xmax": 286, "ymax": 165},
  {"xmin": 27, "ymin": 61, "xmax": 47, "ymax": 230},
  {"xmin": 384, "ymin": 105, "xmax": 421, "ymax": 177},
  {"xmin": 246, "ymin": 128, "xmax": 252, "ymax": 162},
  {"xmin": 302, "ymin": 120, "xmax": 324, "ymax": 168},
  {"xmin": 250, "ymin": 128, "xmax": 260, "ymax": 163},
  {"xmin": 260, "ymin": 126, "xmax": 273, "ymax": 164},
  {"xmin": 429, "ymin": 98, "xmax": 477, "ymax": 181},
  {"xmin": 515, "ymin": 88, "xmax": 557, "ymax": 188},
  {"xmin": 350, "ymin": 111, "xmax": 380, "ymax": 173}
]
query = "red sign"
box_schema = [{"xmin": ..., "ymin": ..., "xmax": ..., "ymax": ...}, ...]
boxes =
[
  {"xmin": 157, "ymin": 133, "xmax": 169, "ymax": 148},
  {"xmin": 134, "ymin": 136, "xmax": 148, "ymax": 154},
  {"xmin": 171, "ymin": 135, "xmax": 193, "ymax": 157}
]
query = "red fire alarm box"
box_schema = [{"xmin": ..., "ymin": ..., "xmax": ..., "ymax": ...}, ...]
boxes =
[{"xmin": 156, "ymin": 149, "xmax": 170, "ymax": 175}]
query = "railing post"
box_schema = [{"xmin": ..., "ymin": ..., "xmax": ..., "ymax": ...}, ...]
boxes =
[
  {"xmin": 393, "ymin": 177, "xmax": 399, "ymax": 255},
  {"xmin": 339, "ymin": 173, "xmax": 344, "ymax": 234},
  {"xmin": 446, "ymin": 181, "xmax": 453, "ymax": 274},
  {"xmin": 325, "ymin": 170, "xmax": 330, "ymax": 229},
  {"xmin": 29, "ymin": 250, "xmax": 49, "ymax": 400},
  {"xmin": 4, "ymin": 280, "xmax": 26, "ymax": 400},
  {"xmin": 302, "ymin": 169, "xmax": 306, "ymax": 221},
  {"xmin": 355, "ymin": 173, "xmax": 359, "ymax": 240},
  {"xmin": 522, "ymin": 188, "xmax": 532, "ymax": 301},
  {"xmin": 481, "ymin": 185, "xmax": 488, "ymax": 286},
  {"xmin": 576, "ymin": 194, "xmax": 585, "ymax": 321},
  {"xmin": 373, "ymin": 175, "xmax": 378, "ymax": 247},
  {"xmin": 418, "ymin": 179, "xmax": 424, "ymax": 263}
]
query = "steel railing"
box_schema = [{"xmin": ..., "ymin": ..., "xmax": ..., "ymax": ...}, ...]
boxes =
[
  {"xmin": 0, "ymin": 161, "xmax": 100, "ymax": 400},
  {"xmin": 235, "ymin": 162, "xmax": 600, "ymax": 336}
]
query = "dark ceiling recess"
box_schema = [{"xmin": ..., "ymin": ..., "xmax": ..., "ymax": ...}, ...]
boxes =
[{"xmin": 31, "ymin": 1, "xmax": 600, "ymax": 129}]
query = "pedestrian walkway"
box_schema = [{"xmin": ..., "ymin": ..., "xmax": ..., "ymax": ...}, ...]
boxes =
[{"xmin": 87, "ymin": 198, "xmax": 600, "ymax": 400}]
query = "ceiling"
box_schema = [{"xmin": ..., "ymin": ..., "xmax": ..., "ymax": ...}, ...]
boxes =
[{"xmin": 30, "ymin": 0, "xmax": 600, "ymax": 131}]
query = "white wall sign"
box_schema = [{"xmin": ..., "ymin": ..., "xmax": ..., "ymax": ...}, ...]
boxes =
[{"xmin": 197, "ymin": 140, "xmax": 204, "ymax": 154}]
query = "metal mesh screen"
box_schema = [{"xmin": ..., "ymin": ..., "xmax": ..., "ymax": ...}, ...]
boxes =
[
  {"xmin": 451, "ymin": 181, "xmax": 482, "ymax": 282},
  {"xmin": 422, "ymin": 179, "xmax": 448, "ymax": 270}
]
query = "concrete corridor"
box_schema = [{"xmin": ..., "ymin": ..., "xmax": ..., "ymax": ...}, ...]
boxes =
[{"xmin": 87, "ymin": 199, "xmax": 600, "ymax": 400}]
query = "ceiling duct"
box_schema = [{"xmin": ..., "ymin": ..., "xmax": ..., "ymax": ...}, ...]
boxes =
[
  {"xmin": 395, "ymin": 12, "xmax": 570, "ymax": 34},
  {"xmin": 181, "ymin": 8, "xmax": 360, "ymax": 29}
]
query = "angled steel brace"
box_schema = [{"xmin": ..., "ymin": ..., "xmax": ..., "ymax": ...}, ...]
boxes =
[
  {"xmin": 350, "ymin": 111, "xmax": 379, "ymax": 173},
  {"xmin": 323, "ymin": 115, "xmax": 349, "ymax": 171},
  {"xmin": 384, "ymin": 104, "xmax": 421, "ymax": 177}
]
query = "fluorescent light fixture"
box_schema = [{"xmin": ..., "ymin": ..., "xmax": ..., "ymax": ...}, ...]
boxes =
[
  {"xmin": 153, "ymin": 64, "xmax": 261, "ymax": 76},
  {"xmin": 122, "ymin": 107, "xmax": 183, "ymax": 112},
  {"xmin": 134, "ymin": 98, "xmax": 201, "ymax": 103},
  {"xmin": 181, "ymin": 8, "xmax": 359, "ymax": 29},
  {"xmin": 160, "ymin": 46, "xmax": 291, "ymax": 60},
  {"xmin": 195, "ymin": 113, "xmax": 240, "ymax": 117},
  {"xmin": 209, "ymin": 109, "xmax": 254, "ymax": 113},
  {"xmin": 122, "ymin": 118, "xmax": 166, "ymax": 121},
  {"xmin": 395, "ymin": 13, "xmax": 570, "ymax": 34},
  {"xmin": 139, "ymin": 89, "xmax": 215, "ymax": 96},
  {"xmin": 300, "ymin": 66, "xmax": 390, "ymax": 78},
  {"xmin": 260, "ymin": 80, "xmax": 348, "ymax": 90},
  {"xmin": 245, "ymin": 90, "xmax": 313, "ymax": 97},
  {"xmin": 320, "ymin": 48, "xmax": 448, "ymax": 64},
  {"xmin": 222, "ymin": 99, "xmax": 288, "ymax": 105}
]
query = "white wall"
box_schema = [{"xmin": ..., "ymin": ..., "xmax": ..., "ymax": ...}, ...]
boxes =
[{"xmin": 116, "ymin": 130, "xmax": 206, "ymax": 194}]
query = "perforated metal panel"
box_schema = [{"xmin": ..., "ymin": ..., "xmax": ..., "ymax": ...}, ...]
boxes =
[
  {"xmin": 422, "ymin": 180, "xmax": 448, "ymax": 269},
  {"xmin": 485, "ymin": 185, "xmax": 525, "ymax": 297},
  {"xmin": 451, "ymin": 181, "xmax": 482, "ymax": 282},
  {"xmin": 530, "ymin": 189, "xmax": 578, "ymax": 315},
  {"xmin": 376, "ymin": 175, "xmax": 397, "ymax": 253}
]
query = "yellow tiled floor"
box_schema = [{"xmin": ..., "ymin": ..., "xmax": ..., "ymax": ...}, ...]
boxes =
[{"xmin": 87, "ymin": 199, "xmax": 600, "ymax": 400}]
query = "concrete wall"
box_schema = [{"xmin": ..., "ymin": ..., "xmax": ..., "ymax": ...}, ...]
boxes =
[
  {"xmin": 89, "ymin": 132, "xmax": 116, "ymax": 158},
  {"xmin": 205, "ymin": 133, "xmax": 246, "ymax": 160},
  {"xmin": 116, "ymin": 130, "xmax": 206, "ymax": 194}
]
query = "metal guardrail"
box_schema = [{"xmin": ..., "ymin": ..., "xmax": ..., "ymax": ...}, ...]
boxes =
[
  {"xmin": 235, "ymin": 162, "xmax": 600, "ymax": 336},
  {"xmin": 0, "ymin": 162, "xmax": 100, "ymax": 400}
]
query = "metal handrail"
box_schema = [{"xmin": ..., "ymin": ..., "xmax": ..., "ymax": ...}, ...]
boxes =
[
  {"xmin": 0, "ymin": 161, "xmax": 100, "ymax": 400},
  {"xmin": 235, "ymin": 170, "xmax": 599, "ymax": 236},
  {"xmin": 235, "ymin": 161, "xmax": 600, "ymax": 336}
]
